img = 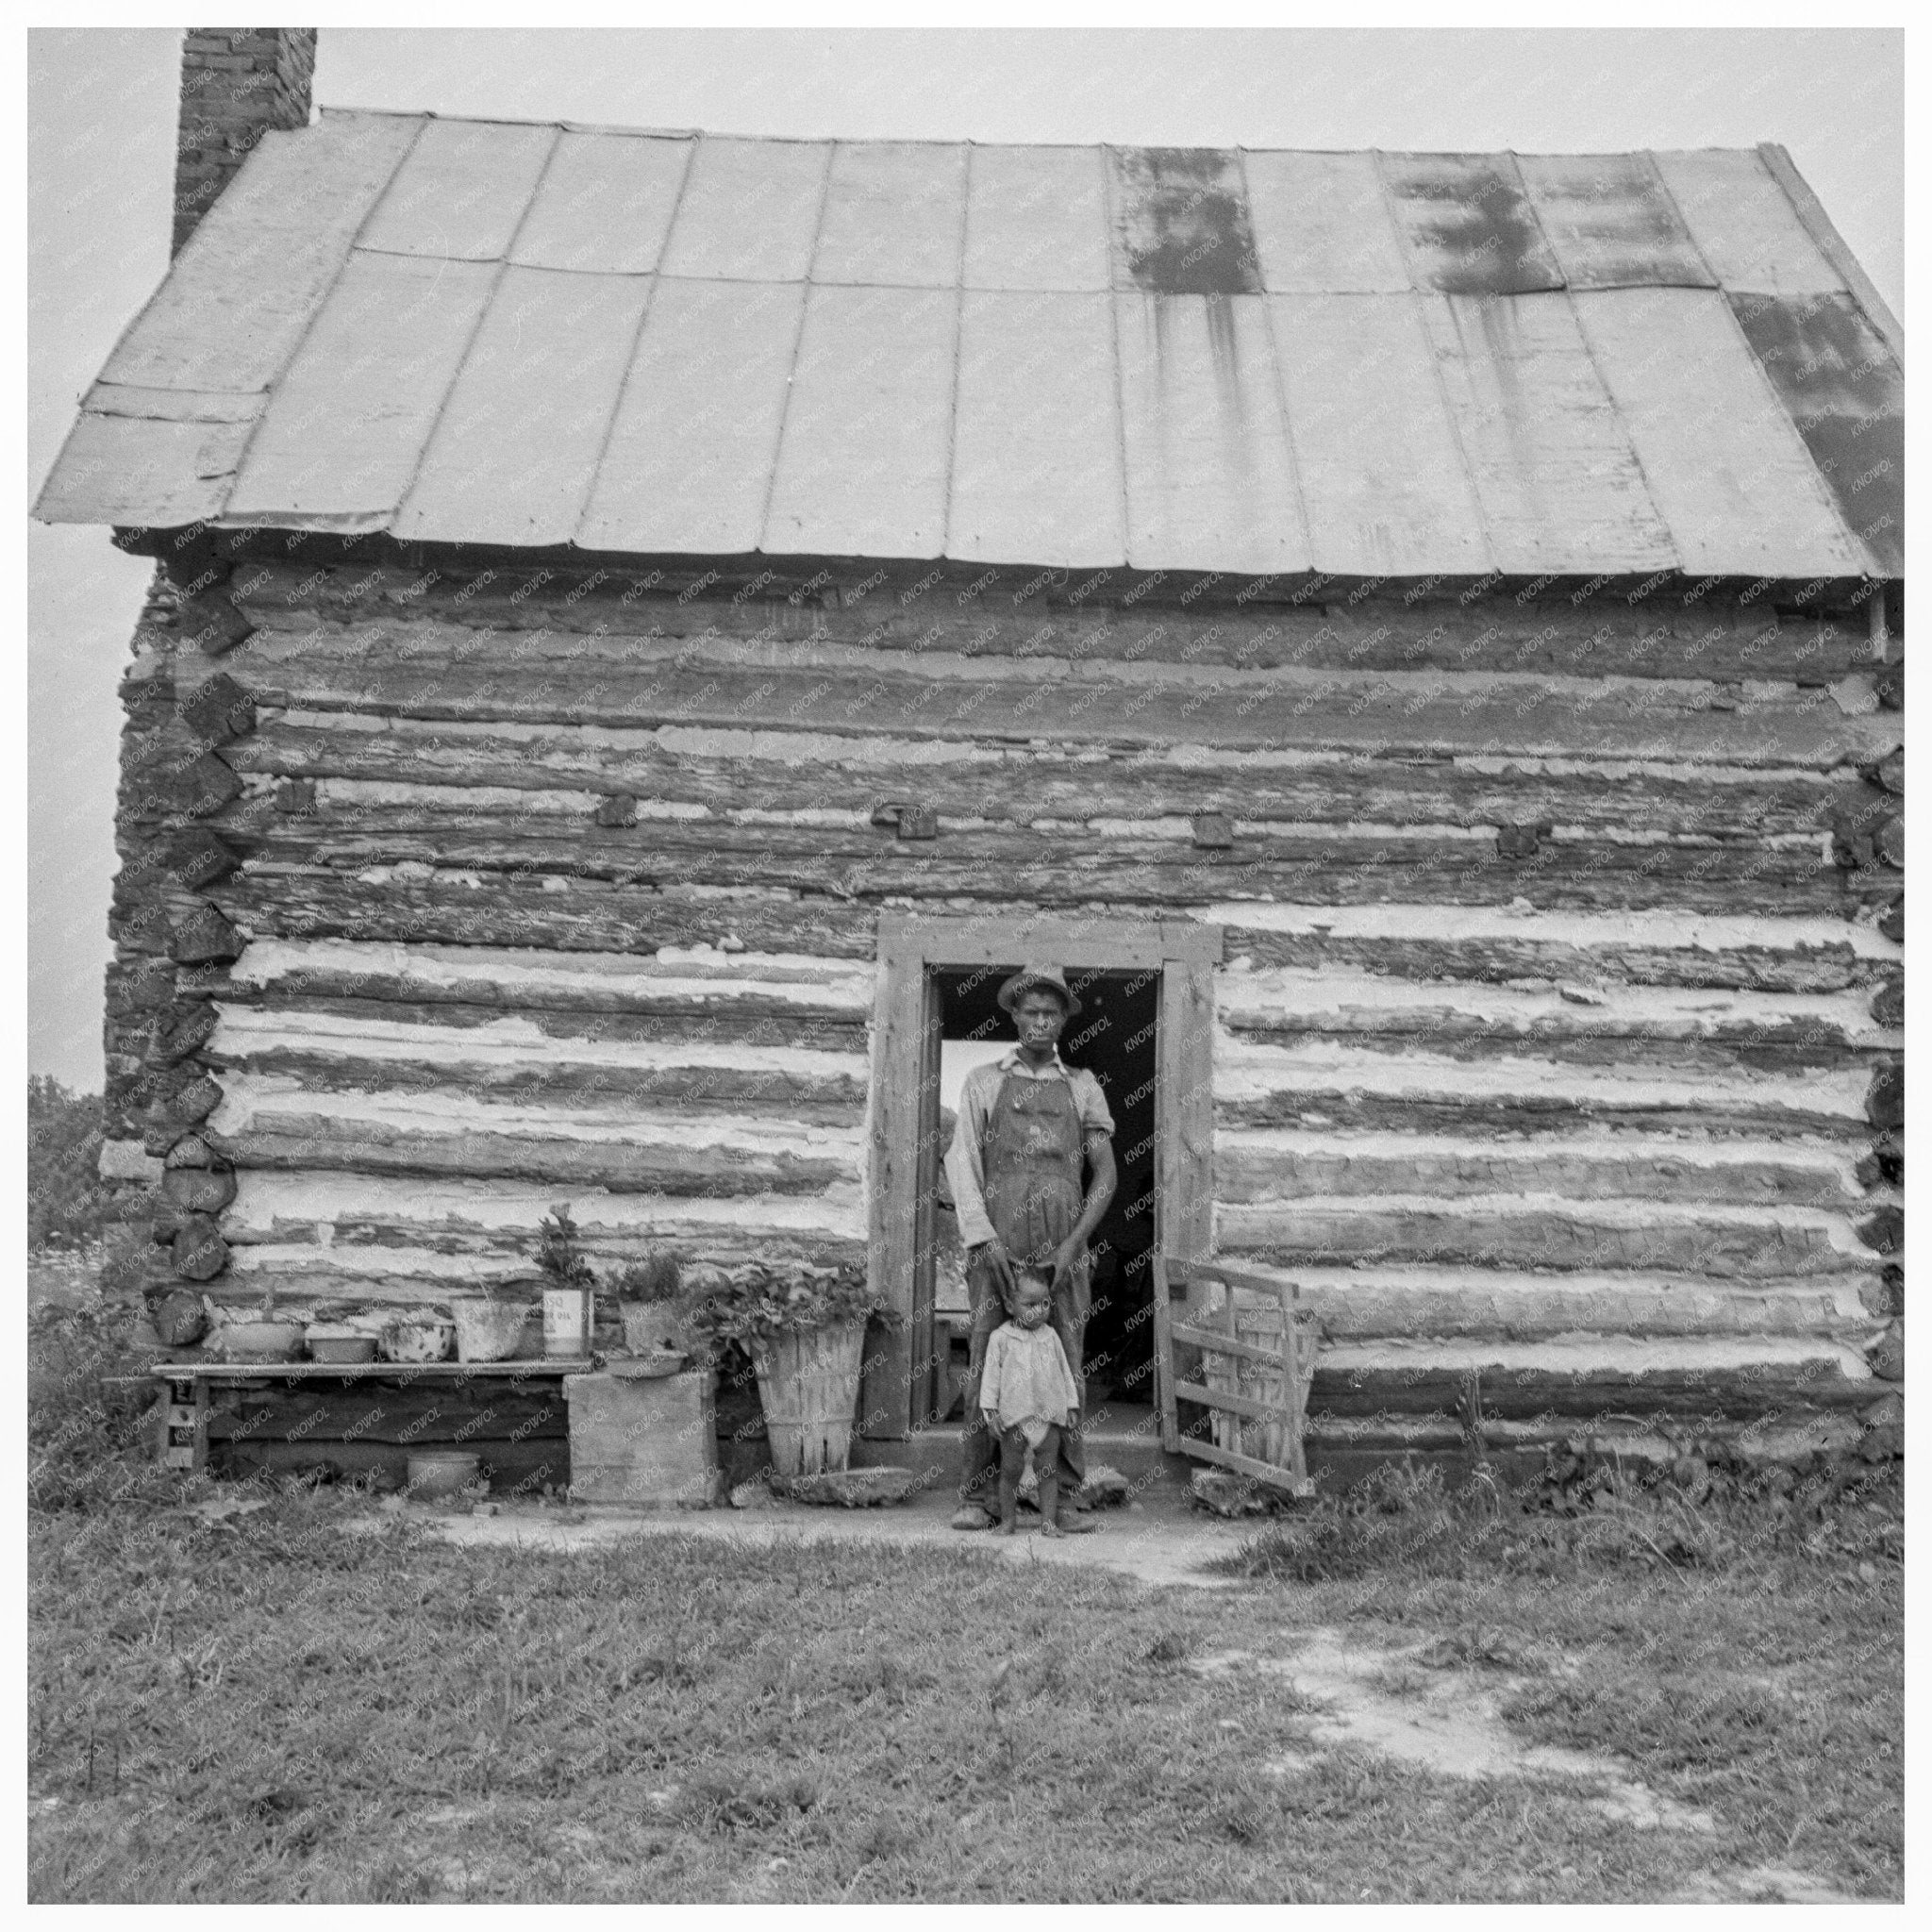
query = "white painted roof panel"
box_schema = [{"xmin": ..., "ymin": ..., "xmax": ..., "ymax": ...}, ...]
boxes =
[
  {"xmin": 578, "ymin": 275, "xmax": 804, "ymax": 555},
  {"xmin": 508, "ymin": 131, "xmax": 692, "ymax": 275},
  {"xmin": 949, "ymin": 289, "xmax": 1124, "ymax": 567},
  {"xmin": 392, "ymin": 266, "xmax": 653, "ymax": 547},
  {"xmin": 762, "ymin": 282, "xmax": 958, "ymax": 557},
  {"xmin": 811, "ymin": 142, "xmax": 968, "ymax": 288},
  {"xmin": 1650, "ymin": 149, "xmax": 1847, "ymax": 297}
]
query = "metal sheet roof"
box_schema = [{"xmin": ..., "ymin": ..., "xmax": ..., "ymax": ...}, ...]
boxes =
[{"xmin": 35, "ymin": 112, "xmax": 1903, "ymax": 579}]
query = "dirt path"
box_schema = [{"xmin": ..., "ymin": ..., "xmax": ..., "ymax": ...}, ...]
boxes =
[
  {"xmin": 349, "ymin": 1491, "xmax": 1255, "ymax": 1591},
  {"xmin": 1185, "ymin": 1636, "xmax": 1864, "ymax": 1902},
  {"xmin": 1193, "ymin": 1635, "xmax": 1715, "ymax": 1831}
]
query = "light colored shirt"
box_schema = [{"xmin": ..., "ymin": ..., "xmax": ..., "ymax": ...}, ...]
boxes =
[
  {"xmin": 942, "ymin": 1047, "xmax": 1115, "ymax": 1249},
  {"xmin": 980, "ymin": 1319, "xmax": 1081, "ymax": 1447}
]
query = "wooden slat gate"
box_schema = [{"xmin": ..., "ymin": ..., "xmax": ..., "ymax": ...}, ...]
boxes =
[{"xmin": 1153, "ymin": 1255, "xmax": 1319, "ymax": 1497}]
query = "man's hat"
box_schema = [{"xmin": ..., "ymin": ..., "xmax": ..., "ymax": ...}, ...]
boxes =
[{"xmin": 996, "ymin": 964, "xmax": 1081, "ymax": 1017}]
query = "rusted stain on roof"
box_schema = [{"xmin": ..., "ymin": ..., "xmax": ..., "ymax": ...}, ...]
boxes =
[
  {"xmin": 1516, "ymin": 152, "xmax": 1715, "ymax": 289},
  {"xmin": 35, "ymin": 115, "xmax": 1902, "ymax": 580},
  {"xmin": 1379, "ymin": 153, "xmax": 1564, "ymax": 295},
  {"xmin": 1118, "ymin": 291, "xmax": 1303, "ymax": 574},
  {"xmin": 1728, "ymin": 292, "xmax": 1905, "ymax": 575},
  {"xmin": 1109, "ymin": 147, "xmax": 1262, "ymax": 295}
]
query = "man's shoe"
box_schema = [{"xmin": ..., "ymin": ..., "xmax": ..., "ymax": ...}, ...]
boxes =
[
  {"xmin": 950, "ymin": 1505, "xmax": 996, "ymax": 1532},
  {"xmin": 1056, "ymin": 1514, "xmax": 1100, "ymax": 1534}
]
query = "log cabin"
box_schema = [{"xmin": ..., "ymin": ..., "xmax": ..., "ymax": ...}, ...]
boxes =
[{"xmin": 36, "ymin": 29, "xmax": 1904, "ymax": 1488}]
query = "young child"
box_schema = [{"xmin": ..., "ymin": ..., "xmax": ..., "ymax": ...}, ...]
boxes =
[{"xmin": 978, "ymin": 1269, "xmax": 1082, "ymax": 1537}]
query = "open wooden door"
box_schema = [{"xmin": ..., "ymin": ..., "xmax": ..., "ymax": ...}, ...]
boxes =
[
  {"xmin": 862, "ymin": 933, "xmax": 941, "ymax": 1438},
  {"xmin": 1154, "ymin": 1255, "xmax": 1318, "ymax": 1497}
]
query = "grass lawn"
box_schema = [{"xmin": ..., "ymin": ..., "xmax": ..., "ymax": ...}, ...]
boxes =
[
  {"xmin": 26, "ymin": 1291, "xmax": 1904, "ymax": 1902},
  {"xmin": 28, "ymin": 1476, "xmax": 1902, "ymax": 1903}
]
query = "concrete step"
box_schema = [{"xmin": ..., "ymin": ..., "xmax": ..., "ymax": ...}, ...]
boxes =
[{"xmin": 854, "ymin": 1402, "xmax": 1197, "ymax": 1500}]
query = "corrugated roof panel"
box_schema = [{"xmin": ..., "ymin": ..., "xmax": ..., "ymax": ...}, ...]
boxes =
[
  {"xmin": 811, "ymin": 142, "xmax": 968, "ymax": 287},
  {"xmin": 222, "ymin": 251, "xmax": 499, "ymax": 523},
  {"xmin": 961, "ymin": 144, "xmax": 1110, "ymax": 291},
  {"xmin": 761, "ymin": 284, "xmax": 958, "ymax": 557},
  {"xmin": 1109, "ymin": 148, "xmax": 1262, "ymax": 294},
  {"xmin": 1379, "ymin": 153, "xmax": 1565, "ymax": 294},
  {"xmin": 1726, "ymin": 292, "xmax": 1904, "ymax": 574},
  {"xmin": 1420, "ymin": 291, "xmax": 1676, "ymax": 575},
  {"xmin": 1649, "ymin": 150, "xmax": 1845, "ymax": 296},
  {"xmin": 949, "ymin": 290, "xmax": 1125, "ymax": 567},
  {"xmin": 658, "ymin": 136, "xmax": 830, "ymax": 281},
  {"xmin": 356, "ymin": 116, "xmax": 557, "ymax": 261},
  {"xmin": 1572, "ymin": 287, "xmax": 1868, "ymax": 579},
  {"xmin": 1242, "ymin": 149, "xmax": 1410, "ymax": 293},
  {"xmin": 1115, "ymin": 291, "xmax": 1307, "ymax": 574},
  {"xmin": 1516, "ymin": 152, "xmax": 1715, "ymax": 289},
  {"xmin": 392, "ymin": 267, "xmax": 652, "ymax": 547},
  {"xmin": 577, "ymin": 276, "xmax": 805, "ymax": 554},
  {"xmin": 100, "ymin": 110, "xmax": 421, "ymax": 394},
  {"xmin": 508, "ymin": 131, "xmax": 691, "ymax": 274},
  {"xmin": 32, "ymin": 411, "xmax": 256, "ymax": 526},
  {"xmin": 1273, "ymin": 292, "xmax": 1491, "ymax": 578}
]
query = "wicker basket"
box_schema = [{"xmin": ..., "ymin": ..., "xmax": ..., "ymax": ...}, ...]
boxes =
[{"xmin": 753, "ymin": 1320, "xmax": 867, "ymax": 1476}]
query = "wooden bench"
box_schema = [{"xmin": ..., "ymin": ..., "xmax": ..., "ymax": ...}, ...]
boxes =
[{"xmin": 145, "ymin": 1360, "xmax": 597, "ymax": 1473}]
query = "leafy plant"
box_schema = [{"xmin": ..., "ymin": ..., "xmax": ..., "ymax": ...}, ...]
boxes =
[
  {"xmin": 27, "ymin": 1078, "xmax": 113, "ymax": 1253},
  {"xmin": 607, "ymin": 1252, "xmax": 682, "ymax": 1304},
  {"xmin": 534, "ymin": 1206, "xmax": 596, "ymax": 1293},
  {"xmin": 685, "ymin": 1257, "xmax": 899, "ymax": 1351},
  {"xmin": 28, "ymin": 1301, "xmax": 171, "ymax": 1513}
]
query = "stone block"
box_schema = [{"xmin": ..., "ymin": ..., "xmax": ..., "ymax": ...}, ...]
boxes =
[
  {"xmin": 1190, "ymin": 1468, "xmax": 1273, "ymax": 1517},
  {"xmin": 777, "ymin": 1467, "xmax": 919, "ymax": 1507},
  {"xmin": 1077, "ymin": 1462, "xmax": 1132, "ymax": 1508},
  {"xmin": 99, "ymin": 1138, "xmax": 163, "ymax": 1183},
  {"xmin": 1187, "ymin": 1466, "xmax": 1308, "ymax": 1514},
  {"xmin": 566, "ymin": 1369, "xmax": 718, "ymax": 1507},
  {"xmin": 1867, "ymin": 1320, "xmax": 1904, "ymax": 1383}
]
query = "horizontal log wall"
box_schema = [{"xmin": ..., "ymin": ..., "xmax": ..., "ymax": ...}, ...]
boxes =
[{"xmin": 100, "ymin": 550, "xmax": 1900, "ymax": 1435}]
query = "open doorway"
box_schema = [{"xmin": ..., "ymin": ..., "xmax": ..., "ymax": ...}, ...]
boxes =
[
  {"xmin": 864, "ymin": 912, "xmax": 1221, "ymax": 1441},
  {"xmin": 932, "ymin": 964, "xmax": 1161, "ymax": 1413}
]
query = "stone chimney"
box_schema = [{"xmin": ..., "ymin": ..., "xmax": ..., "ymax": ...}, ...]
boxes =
[{"xmin": 172, "ymin": 27, "xmax": 317, "ymax": 256}]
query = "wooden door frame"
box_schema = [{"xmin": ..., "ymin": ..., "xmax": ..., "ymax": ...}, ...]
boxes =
[{"xmin": 862, "ymin": 910, "xmax": 1224, "ymax": 1440}]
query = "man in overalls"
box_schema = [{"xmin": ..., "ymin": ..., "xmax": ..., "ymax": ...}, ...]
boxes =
[{"xmin": 944, "ymin": 966, "xmax": 1117, "ymax": 1532}]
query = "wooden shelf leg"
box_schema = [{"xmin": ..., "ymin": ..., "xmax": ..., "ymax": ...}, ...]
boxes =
[{"xmin": 162, "ymin": 1376, "xmax": 209, "ymax": 1474}]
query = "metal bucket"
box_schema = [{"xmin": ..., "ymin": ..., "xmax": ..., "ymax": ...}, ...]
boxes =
[
  {"xmin": 752, "ymin": 1321, "xmax": 867, "ymax": 1476},
  {"xmin": 620, "ymin": 1299, "xmax": 691, "ymax": 1358},
  {"xmin": 454, "ymin": 1298, "xmax": 532, "ymax": 1363},
  {"xmin": 407, "ymin": 1450, "xmax": 480, "ymax": 1500},
  {"xmin": 382, "ymin": 1314, "xmax": 455, "ymax": 1364}
]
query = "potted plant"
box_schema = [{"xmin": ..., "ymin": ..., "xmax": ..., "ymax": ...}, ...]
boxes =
[
  {"xmin": 534, "ymin": 1205, "xmax": 597, "ymax": 1359},
  {"xmin": 608, "ymin": 1250, "xmax": 688, "ymax": 1359},
  {"xmin": 686, "ymin": 1258, "xmax": 899, "ymax": 1477}
]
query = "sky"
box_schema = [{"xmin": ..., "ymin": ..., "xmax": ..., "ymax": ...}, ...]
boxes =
[{"xmin": 26, "ymin": 25, "xmax": 1904, "ymax": 1090}]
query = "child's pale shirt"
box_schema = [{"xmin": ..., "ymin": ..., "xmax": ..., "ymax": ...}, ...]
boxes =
[{"xmin": 980, "ymin": 1318, "xmax": 1080, "ymax": 1449}]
